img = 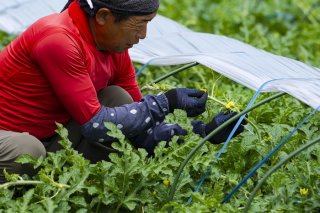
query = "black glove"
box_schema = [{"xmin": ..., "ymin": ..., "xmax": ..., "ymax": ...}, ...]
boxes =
[
  {"xmin": 205, "ymin": 112, "xmax": 247, "ymax": 144},
  {"xmin": 164, "ymin": 88, "xmax": 208, "ymax": 117},
  {"xmin": 130, "ymin": 122, "xmax": 187, "ymax": 156}
]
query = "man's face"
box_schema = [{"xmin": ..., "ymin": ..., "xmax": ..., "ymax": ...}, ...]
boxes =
[{"xmin": 94, "ymin": 9, "xmax": 156, "ymax": 53}]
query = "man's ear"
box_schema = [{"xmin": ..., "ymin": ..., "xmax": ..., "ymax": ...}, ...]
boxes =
[{"xmin": 95, "ymin": 8, "xmax": 112, "ymax": 25}]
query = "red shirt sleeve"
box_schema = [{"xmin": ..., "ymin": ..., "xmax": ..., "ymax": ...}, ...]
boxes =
[
  {"xmin": 112, "ymin": 51, "xmax": 142, "ymax": 102},
  {"xmin": 32, "ymin": 30, "xmax": 101, "ymax": 125}
]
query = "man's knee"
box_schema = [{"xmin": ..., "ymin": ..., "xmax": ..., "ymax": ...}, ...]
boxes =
[
  {"xmin": 15, "ymin": 134, "xmax": 46, "ymax": 159},
  {"xmin": 1, "ymin": 133, "xmax": 46, "ymax": 161},
  {"xmin": 0, "ymin": 133, "xmax": 46, "ymax": 183},
  {"xmin": 98, "ymin": 85, "xmax": 134, "ymax": 107}
]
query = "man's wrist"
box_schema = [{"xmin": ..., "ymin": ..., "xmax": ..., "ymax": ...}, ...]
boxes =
[
  {"xmin": 154, "ymin": 93, "xmax": 170, "ymax": 114},
  {"xmin": 164, "ymin": 89, "xmax": 176, "ymax": 112}
]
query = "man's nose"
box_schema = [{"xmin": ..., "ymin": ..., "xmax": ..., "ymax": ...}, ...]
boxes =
[{"xmin": 137, "ymin": 25, "xmax": 147, "ymax": 40}]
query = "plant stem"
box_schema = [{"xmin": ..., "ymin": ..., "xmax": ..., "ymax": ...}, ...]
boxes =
[
  {"xmin": 34, "ymin": 189, "xmax": 61, "ymax": 205},
  {"xmin": 208, "ymin": 95, "xmax": 225, "ymax": 106},
  {"xmin": 96, "ymin": 201, "xmax": 101, "ymax": 213},
  {"xmin": 0, "ymin": 180, "xmax": 43, "ymax": 189},
  {"xmin": 50, "ymin": 181, "xmax": 70, "ymax": 189},
  {"xmin": 244, "ymin": 118, "xmax": 262, "ymax": 143},
  {"xmin": 244, "ymin": 135, "xmax": 320, "ymax": 212},
  {"xmin": 115, "ymin": 158, "xmax": 130, "ymax": 213},
  {"xmin": 115, "ymin": 204, "xmax": 121, "ymax": 213},
  {"xmin": 168, "ymin": 92, "xmax": 286, "ymax": 205},
  {"xmin": 42, "ymin": 174, "xmax": 71, "ymax": 189},
  {"xmin": 148, "ymin": 62, "xmax": 198, "ymax": 85}
]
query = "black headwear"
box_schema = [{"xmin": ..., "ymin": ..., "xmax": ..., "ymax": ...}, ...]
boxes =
[{"xmin": 79, "ymin": 0, "xmax": 159, "ymax": 16}]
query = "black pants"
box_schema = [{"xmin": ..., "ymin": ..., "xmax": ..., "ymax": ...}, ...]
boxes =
[{"xmin": 44, "ymin": 86, "xmax": 134, "ymax": 163}]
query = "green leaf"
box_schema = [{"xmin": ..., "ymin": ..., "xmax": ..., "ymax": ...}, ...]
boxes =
[
  {"xmin": 123, "ymin": 201, "xmax": 137, "ymax": 211},
  {"xmin": 69, "ymin": 196, "xmax": 87, "ymax": 207},
  {"xmin": 18, "ymin": 189, "xmax": 35, "ymax": 212},
  {"xmin": 15, "ymin": 154, "xmax": 36, "ymax": 165},
  {"xmin": 43, "ymin": 199, "xmax": 58, "ymax": 213},
  {"xmin": 104, "ymin": 122, "xmax": 125, "ymax": 141}
]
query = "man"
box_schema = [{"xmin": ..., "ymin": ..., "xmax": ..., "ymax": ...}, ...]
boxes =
[{"xmin": 0, "ymin": 0, "xmax": 246, "ymax": 183}]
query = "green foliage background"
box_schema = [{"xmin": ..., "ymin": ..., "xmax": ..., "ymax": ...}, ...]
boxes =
[
  {"xmin": 160, "ymin": 0, "xmax": 320, "ymax": 67},
  {"xmin": 0, "ymin": 0, "xmax": 320, "ymax": 212}
]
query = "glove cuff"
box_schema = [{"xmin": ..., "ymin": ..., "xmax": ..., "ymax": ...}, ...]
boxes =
[{"xmin": 164, "ymin": 89, "xmax": 177, "ymax": 113}]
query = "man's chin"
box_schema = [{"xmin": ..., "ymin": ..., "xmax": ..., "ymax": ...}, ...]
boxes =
[
  {"xmin": 101, "ymin": 45, "xmax": 130, "ymax": 54},
  {"xmin": 116, "ymin": 47, "xmax": 130, "ymax": 54}
]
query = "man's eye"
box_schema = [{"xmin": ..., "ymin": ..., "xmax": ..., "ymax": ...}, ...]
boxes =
[{"xmin": 136, "ymin": 25, "xmax": 144, "ymax": 30}]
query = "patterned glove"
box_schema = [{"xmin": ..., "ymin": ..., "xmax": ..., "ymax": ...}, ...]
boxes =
[
  {"xmin": 130, "ymin": 122, "xmax": 187, "ymax": 156},
  {"xmin": 164, "ymin": 88, "xmax": 208, "ymax": 117}
]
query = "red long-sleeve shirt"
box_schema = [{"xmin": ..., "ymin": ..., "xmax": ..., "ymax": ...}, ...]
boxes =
[{"xmin": 0, "ymin": 3, "xmax": 142, "ymax": 139}]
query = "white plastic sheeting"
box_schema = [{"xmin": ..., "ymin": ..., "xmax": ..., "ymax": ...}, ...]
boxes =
[
  {"xmin": 129, "ymin": 18, "xmax": 320, "ymax": 110},
  {"xmin": 0, "ymin": 0, "xmax": 319, "ymax": 109},
  {"xmin": 0, "ymin": 0, "xmax": 65, "ymax": 34}
]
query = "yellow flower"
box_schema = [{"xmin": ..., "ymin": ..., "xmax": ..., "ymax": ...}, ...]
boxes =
[
  {"xmin": 163, "ymin": 179, "xmax": 170, "ymax": 186},
  {"xmin": 225, "ymin": 101, "xmax": 236, "ymax": 110},
  {"xmin": 300, "ymin": 188, "xmax": 308, "ymax": 196}
]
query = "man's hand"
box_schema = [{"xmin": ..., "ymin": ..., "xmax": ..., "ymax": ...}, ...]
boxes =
[
  {"xmin": 205, "ymin": 112, "xmax": 247, "ymax": 144},
  {"xmin": 164, "ymin": 88, "xmax": 208, "ymax": 117},
  {"xmin": 130, "ymin": 122, "xmax": 187, "ymax": 156}
]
